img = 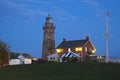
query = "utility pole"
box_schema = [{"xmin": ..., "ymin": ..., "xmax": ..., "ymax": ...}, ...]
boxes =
[{"xmin": 106, "ymin": 11, "xmax": 110, "ymax": 63}]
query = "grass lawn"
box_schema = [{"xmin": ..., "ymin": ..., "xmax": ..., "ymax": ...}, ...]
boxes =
[{"xmin": 0, "ymin": 62, "xmax": 120, "ymax": 80}]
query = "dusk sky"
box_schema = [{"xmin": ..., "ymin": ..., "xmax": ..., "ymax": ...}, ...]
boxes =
[{"xmin": 0, "ymin": 0, "xmax": 120, "ymax": 58}]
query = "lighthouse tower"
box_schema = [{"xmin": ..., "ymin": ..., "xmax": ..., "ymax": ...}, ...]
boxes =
[{"xmin": 42, "ymin": 14, "xmax": 55, "ymax": 60}]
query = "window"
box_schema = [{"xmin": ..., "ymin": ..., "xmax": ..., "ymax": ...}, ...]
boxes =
[
  {"xmin": 85, "ymin": 47, "xmax": 87, "ymax": 52},
  {"xmin": 56, "ymin": 49, "xmax": 63, "ymax": 53},
  {"xmin": 76, "ymin": 47, "xmax": 82, "ymax": 52}
]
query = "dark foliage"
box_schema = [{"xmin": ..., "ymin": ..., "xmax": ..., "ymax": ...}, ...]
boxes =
[{"xmin": 0, "ymin": 40, "xmax": 10, "ymax": 66}]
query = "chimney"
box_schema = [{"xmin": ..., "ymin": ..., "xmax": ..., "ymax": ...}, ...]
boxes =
[
  {"xmin": 63, "ymin": 38, "xmax": 66, "ymax": 42},
  {"xmin": 86, "ymin": 36, "xmax": 89, "ymax": 40}
]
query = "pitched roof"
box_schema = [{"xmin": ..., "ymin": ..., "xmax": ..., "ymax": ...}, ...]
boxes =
[
  {"xmin": 10, "ymin": 53, "xmax": 20, "ymax": 59},
  {"xmin": 22, "ymin": 54, "xmax": 31, "ymax": 59},
  {"xmin": 10, "ymin": 53, "xmax": 31, "ymax": 59},
  {"xmin": 61, "ymin": 51, "xmax": 81, "ymax": 58},
  {"xmin": 56, "ymin": 38, "xmax": 88, "ymax": 48}
]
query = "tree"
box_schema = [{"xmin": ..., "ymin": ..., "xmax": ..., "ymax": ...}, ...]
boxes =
[{"xmin": 0, "ymin": 40, "xmax": 10, "ymax": 66}]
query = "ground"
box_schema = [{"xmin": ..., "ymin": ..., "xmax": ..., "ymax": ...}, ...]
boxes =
[{"xmin": 0, "ymin": 62, "xmax": 120, "ymax": 80}]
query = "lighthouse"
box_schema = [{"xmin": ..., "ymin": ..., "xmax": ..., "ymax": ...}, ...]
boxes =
[{"xmin": 42, "ymin": 14, "xmax": 55, "ymax": 60}]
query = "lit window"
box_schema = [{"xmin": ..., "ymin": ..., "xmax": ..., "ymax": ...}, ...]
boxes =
[
  {"xmin": 85, "ymin": 47, "xmax": 87, "ymax": 52},
  {"xmin": 56, "ymin": 49, "xmax": 63, "ymax": 53},
  {"xmin": 76, "ymin": 47, "xmax": 82, "ymax": 51}
]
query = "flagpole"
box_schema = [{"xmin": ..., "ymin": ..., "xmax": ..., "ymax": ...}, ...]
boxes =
[{"xmin": 106, "ymin": 12, "xmax": 109, "ymax": 63}]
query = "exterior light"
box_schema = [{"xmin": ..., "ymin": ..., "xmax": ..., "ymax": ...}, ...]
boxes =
[
  {"xmin": 92, "ymin": 50, "xmax": 95, "ymax": 53},
  {"xmin": 91, "ymin": 49, "xmax": 96, "ymax": 54}
]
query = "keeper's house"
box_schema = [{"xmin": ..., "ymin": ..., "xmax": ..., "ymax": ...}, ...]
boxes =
[{"xmin": 56, "ymin": 36, "xmax": 96, "ymax": 62}]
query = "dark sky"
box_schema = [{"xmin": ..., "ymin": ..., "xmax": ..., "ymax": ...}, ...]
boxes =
[{"xmin": 0, "ymin": 0, "xmax": 120, "ymax": 58}]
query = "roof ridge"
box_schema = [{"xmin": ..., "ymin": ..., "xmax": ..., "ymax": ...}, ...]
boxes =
[
  {"xmin": 56, "ymin": 39, "xmax": 88, "ymax": 48},
  {"xmin": 65, "ymin": 39, "xmax": 87, "ymax": 42}
]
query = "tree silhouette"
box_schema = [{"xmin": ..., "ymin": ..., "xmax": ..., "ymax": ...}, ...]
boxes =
[{"xmin": 0, "ymin": 40, "xmax": 10, "ymax": 66}]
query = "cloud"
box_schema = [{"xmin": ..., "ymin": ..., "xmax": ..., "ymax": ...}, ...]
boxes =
[
  {"xmin": 51, "ymin": 6, "xmax": 78, "ymax": 21},
  {"xmin": 31, "ymin": 0, "xmax": 52, "ymax": 4},
  {"xmin": 80, "ymin": 0, "xmax": 106, "ymax": 21},
  {"xmin": 21, "ymin": 0, "xmax": 52, "ymax": 5},
  {"xmin": 1, "ymin": 0, "xmax": 51, "ymax": 17},
  {"xmin": 83, "ymin": 0, "xmax": 100, "ymax": 6},
  {"xmin": 0, "ymin": 0, "xmax": 52, "ymax": 25},
  {"xmin": 57, "ymin": 12, "xmax": 78, "ymax": 21},
  {"xmin": 1, "ymin": 0, "xmax": 25, "ymax": 9},
  {"xmin": 1, "ymin": 0, "xmax": 78, "ymax": 23}
]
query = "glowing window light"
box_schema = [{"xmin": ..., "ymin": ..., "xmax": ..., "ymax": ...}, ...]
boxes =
[
  {"xmin": 76, "ymin": 47, "xmax": 82, "ymax": 51},
  {"xmin": 56, "ymin": 49, "xmax": 63, "ymax": 53},
  {"xmin": 85, "ymin": 47, "xmax": 87, "ymax": 52},
  {"xmin": 91, "ymin": 49, "xmax": 96, "ymax": 54}
]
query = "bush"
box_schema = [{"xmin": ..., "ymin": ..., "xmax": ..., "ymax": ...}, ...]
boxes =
[{"xmin": 49, "ymin": 59, "xmax": 57, "ymax": 63}]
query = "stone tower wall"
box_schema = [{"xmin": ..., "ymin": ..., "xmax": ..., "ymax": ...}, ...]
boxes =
[{"xmin": 42, "ymin": 15, "xmax": 55, "ymax": 60}]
